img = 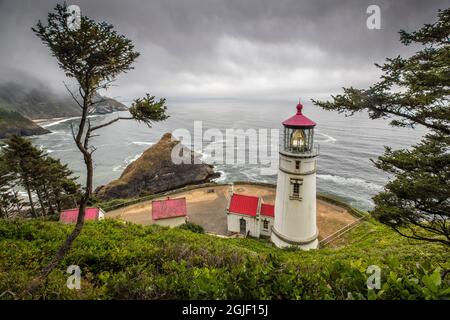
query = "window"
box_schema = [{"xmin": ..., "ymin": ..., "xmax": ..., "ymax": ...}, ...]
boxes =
[
  {"xmin": 263, "ymin": 220, "xmax": 269, "ymax": 230},
  {"xmin": 290, "ymin": 178, "xmax": 303, "ymax": 200},
  {"xmin": 293, "ymin": 183, "xmax": 300, "ymax": 195},
  {"xmin": 239, "ymin": 218, "xmax": 246, "ymax": 235},
  {"xmin": 295, "ymin": 161, "xmax": 300, "ymax": 170},
  {"xmin": 290, "ymin": 129, "xmax": 306, "ymax": 150}
]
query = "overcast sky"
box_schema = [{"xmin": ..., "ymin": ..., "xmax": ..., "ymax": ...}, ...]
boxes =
[{"xmin": 0, "ymin": 0, "xmax": 447, "ymax": 103}]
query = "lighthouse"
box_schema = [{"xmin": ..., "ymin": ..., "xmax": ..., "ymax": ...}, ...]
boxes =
[{"xmin": 271, "ymin": 101, "xmax": 319, "ymax": 249}]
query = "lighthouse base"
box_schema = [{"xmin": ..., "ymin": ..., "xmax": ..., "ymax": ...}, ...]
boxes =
[{"xmin": 270, "ymin": 228, "xmax": 319, "ymax": 250}]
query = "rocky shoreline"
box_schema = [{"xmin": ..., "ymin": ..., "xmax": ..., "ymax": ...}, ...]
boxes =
[
  {"xmin": 0, "ymin": 80, "xmax": 128, "ymax": 139},
  {"xmin": 0, "ymin": 109, "xmax": 50, "ymax": 139}
]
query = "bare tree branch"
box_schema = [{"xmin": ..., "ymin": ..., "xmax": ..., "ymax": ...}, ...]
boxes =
[
  {"xmin": 63, "ymin": 82, "xmax": 83, "ymax": 110},
  {"xmin": 90, "ymin": 116, "xmax": 133, "ymax": 132}
]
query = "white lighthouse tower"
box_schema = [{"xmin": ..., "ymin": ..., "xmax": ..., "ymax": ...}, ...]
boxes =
[{"xmin": 271, "ymin": 101, "xmax": 319, "ymax": 250}]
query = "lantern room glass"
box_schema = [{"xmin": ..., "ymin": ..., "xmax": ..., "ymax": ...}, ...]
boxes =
[{"xmin": 284, "ymin": 127, "xmax": 314, "ymax": 153}]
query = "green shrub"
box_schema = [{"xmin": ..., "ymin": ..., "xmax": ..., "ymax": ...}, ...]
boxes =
[
  {"xmin": 178, "ymin": 222, "xmax": 205, "ymax": 234},
  {"xmin": 0, "ymin": 218, "xmax": 448, "ymax": 300}
]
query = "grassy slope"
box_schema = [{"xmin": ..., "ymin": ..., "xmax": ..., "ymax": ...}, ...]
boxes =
[{"xmin": 0, "ymin": 218, "xmax": 448, "ymax": 300}]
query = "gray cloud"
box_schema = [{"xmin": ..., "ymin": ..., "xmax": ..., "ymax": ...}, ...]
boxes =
[{"xmin": 0, "ymin": 0, "xmax": 447, "ymax": 103}]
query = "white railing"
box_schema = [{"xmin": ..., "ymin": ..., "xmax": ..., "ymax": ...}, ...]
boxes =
[
  {"xmin": 319, "ymin": 216, "xmax": 366, "ymax": 247},
  {"xmin": 281, "ymin": 144, "xmax": 320, "ymax": 157}
]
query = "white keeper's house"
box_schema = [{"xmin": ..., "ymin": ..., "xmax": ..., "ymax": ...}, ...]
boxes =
[
  {"xmin": 226, "ymin": 193, "xmax": 275, "ymax": 238},
  {"xmin": 227, "ymin": 101, "xmax": 319, "ymax": 250}
]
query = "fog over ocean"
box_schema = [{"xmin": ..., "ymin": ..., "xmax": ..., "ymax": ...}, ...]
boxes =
[{"xmin": 31, "ymin": 99, "xmax": 427, "ymax": 210}]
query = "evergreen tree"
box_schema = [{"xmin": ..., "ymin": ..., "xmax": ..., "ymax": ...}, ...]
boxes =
[
  {"xmin": 1, "ymin": 135, "xmax": 81, "ymax": 219},
  {"xmin": 43, "ymin": 157, "xmax": 81, "ymax": 213},
  {"xmin": 0, "ymin": 157, "xmax": 23, "ymax": 218},
  {"xmin": 2, "ymin": 135, "xmax": 44, "ymax": 217},
  {"xmin": 29, "ymin": 2, "xmax": 169, "ymax": 289},
  {"xmin": 313, "ymin": 9, "xmax": 450, "ymax": 246}
]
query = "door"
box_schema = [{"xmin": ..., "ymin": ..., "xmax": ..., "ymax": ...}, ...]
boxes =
[{"xmin": 239, "ymin": 218, "xmax": 246, "ymax": 235}]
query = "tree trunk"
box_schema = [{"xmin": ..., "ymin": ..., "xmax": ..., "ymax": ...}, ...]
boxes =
[
  {"xmin": 24, "ymin": 155, "xmax": 93, "ymax": 297},
  {"xmin": 16, "ymin": 203, "xmax": 22, "ymax": 217},
  {"xmin": 37, "ymin": 199, "xmax": 88, "ymax": 278},
  {"xmin": 50, "ymin": 186, "xmax": 62, "ymax": 213},
  {"xmin": 36, "ymin": 189, "xmax": 47, "ymax": 217},
  {"xmin": 57, "ymin": 200, "xmax": 61, "ymax": 213},
  {"xmin": 23, "ymin": 93, "xmax": 94, "ymax": 298},
  {"xmin": 44, "ymin": 187, "xmax": 56, "ymax": 215},
  {"xmin": 24, "ymin": 181, "xmax": 37, "ymax": 218}
]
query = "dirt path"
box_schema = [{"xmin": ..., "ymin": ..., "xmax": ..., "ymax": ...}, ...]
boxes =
[{"xmin": 107, "ymin": 184, "xmax": 357, "ymax": 240}]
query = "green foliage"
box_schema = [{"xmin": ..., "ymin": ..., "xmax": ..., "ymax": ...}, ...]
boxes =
[
  {"xmin": 372, "ymin": 134, "xmax": 450, "ymax": 246},
  {"xmin": 0, "ymin": 218, "xmax": 448, "ymax": 300},
  {"xmin": 32, "ymin": 3, "xmax": 139, "ymax": 94},
  {"xmin": 178, "ymin": 222, "xmax": 205, "ymax": 234},
  {"xmin": 313, "ymin": 9, "xmax": 450, "ymax": 246},
  {"xmin": 129, "ymin": 94, "xmax": 169, "ymax": 127},
  {"xmin": 0, "ymin": 135, "xmax": 81, "ymax": 218},
  {"xmin": 30, "ymin": 2, "xmax": 168, "ymax": 281}
]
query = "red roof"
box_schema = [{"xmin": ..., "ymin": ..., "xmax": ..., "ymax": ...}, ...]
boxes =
[
  {"xmin": 152, "ymin": 197, "xmax": 187, "ymax": 220},
  {"xmin": 59, "ymin": 207, "xmax": 101, "ymax": 223},
  {"xmin": 260, "ymin": 203, "xmax": 275, "ymax": 217},
  {"xmin": 282, "ymin": 102, "xmax": 316, "ymax": 127},
  {"xmin": 228, "ymin": 194, "xmax": 259, "ymax": 216}
]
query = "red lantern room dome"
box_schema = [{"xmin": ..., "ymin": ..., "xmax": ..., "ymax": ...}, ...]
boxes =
[{"xmin": 282, "ymin": 101, "xmax": 316, "ymax": 128}]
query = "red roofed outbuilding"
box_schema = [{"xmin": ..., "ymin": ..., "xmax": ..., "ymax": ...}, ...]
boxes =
[
  {"xmin": 261, "ymin": 204, "xmax": 275, "ymax": 217},
  {"xmin": 152, "ymin": 197, "xmax": 187, "ymax": 227},
  {"xmin": 228, "ymin": 194, "xmax": 259, "ymax": 217},
  {"xmin": 59, "ymin": 207, "xmax": 105, "ymax": 224},
  {"xmin": 226, "ymin": 193, "xmax": 275, "ymax": 238}
]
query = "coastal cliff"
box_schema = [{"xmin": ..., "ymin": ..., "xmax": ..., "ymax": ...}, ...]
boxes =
[
  {"xmin": 0, "ymin": 109, "xmax": 50, "ymax": 139},
  {"xmin": 0, "ymin": 80, "xmax": 127, "ymax": 138},
  {"xmin": 95, "ymin": 133, "xmax": 220, "ymax": 200}
]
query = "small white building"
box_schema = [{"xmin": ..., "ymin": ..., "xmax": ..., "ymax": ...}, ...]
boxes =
[
  {"xmin": 152, "ymin": 197, "xmax": 187, "ymax": 227},
  {"xmin": 226, "ymin": 193, "xmax": 275, "ymax": 238}
]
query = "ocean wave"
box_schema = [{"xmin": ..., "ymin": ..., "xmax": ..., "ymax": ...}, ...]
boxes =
[
  {"xmin": 126, "ymin": 152, "xmax": 143, "ymax": 164},
  {"xmin": 41, "ymin": 116, "xmax": 81, "ymax": 128},
  {"xmin": 113, "ymin": 152, "xmax": 143, "ymax": 172},
  {"xmin": 315, "ymin": 132, "xmax": 337, "ymax": 143},
  {"xmin": 213, "ymin": 170, "xmax": 227, "ymax": 182},
  {"xmin": 241, "ymin": 169, "xmax": 261, "ymax": 181},
  {"xmin": 41, "ymin": 115, "xmax": 99, "ymax": 128},
  {"xmin": 46, "ymin": 148, "xmax": 74, "ymax": 154},
  {"xmin": 130, "ymin": 141, "xmax": 154, "ymax": 146},
  {"xmin": 317, "ymin": 174, "xmax": 383, "ymax": 192},
  {"xmin": 112, "ymin": 165, "xmax": 123, "ymax": 172}
]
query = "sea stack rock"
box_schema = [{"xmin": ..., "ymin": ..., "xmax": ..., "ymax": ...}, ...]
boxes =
[{"xmin": 95, "ymin": 133, "xmax": 220, "ymax": 200}]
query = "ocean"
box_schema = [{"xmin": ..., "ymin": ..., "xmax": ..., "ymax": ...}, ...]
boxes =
[{"xmin": 30, "ymin": 99, "xmax": 426, "ymax": 210}]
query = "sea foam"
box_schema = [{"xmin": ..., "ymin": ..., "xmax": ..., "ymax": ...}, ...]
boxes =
[{"xmin": 317, "ymin": 174, "xmax": 383, "ymax": 192}]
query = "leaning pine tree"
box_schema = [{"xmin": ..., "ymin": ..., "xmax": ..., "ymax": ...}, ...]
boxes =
[
  {"xmin": 27, "ymin": 3, "xmax": 168, "ymax": 292},
  {"xmin": 313, "ymin": 9, "xmax": 449, "ymax": 246},
  {"xmin": 3, "ymin": 135, "xmax": 81, "ymax": 217}
]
